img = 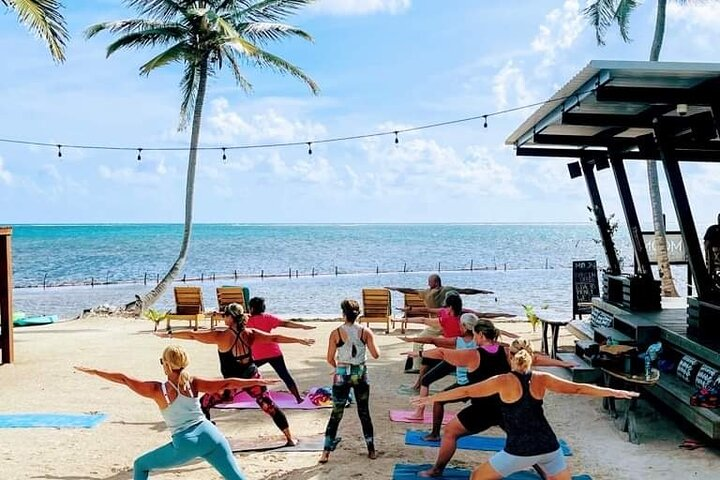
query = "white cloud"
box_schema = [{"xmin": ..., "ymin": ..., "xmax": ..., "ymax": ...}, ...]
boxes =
[
  {"xmin": 667, "ymin": 2, "xmax": 720, "ymax": 51},
  {"xmin": 531, "ymin": 0, "xmax": 584, "ymax": 70},
  {"xmin": 312, "ymin": 0, "xmax": 410, "ymax": 15},
  {"xmin": 266, "ymin": 152, "xmax": 337, "ymax": 184},
  {"xmin": 205, "ymin": 98, "xmax": 328, "ymax": 144},
  {"xmin": 0, "ymin": 157, "xmax": 12, "ymax": 185},
  {"xmin": 492, "ymin": 61, "xmax": 537, "ymax": 109}
]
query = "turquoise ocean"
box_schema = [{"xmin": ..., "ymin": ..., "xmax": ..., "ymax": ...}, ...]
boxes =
[{"xmin": 10, "ymin": 223, "xmax": 685, "ymax": 320}]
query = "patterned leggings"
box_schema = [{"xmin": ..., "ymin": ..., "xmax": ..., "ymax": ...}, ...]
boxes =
[
  {"xmin": 200, "ymin": 370, "xmax": 289, "ymax": 431},
  {"xmin": 323, "ymin": 364, "xmax": 374, "ymax": 452}
]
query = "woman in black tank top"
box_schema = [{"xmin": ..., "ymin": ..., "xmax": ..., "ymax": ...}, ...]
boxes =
[
  {"xmin": 155, "ymin": 303, "xmax": 315, "ymax": 446},
  {"xmin": 415, "ymin": 339, "xmax": 638, "ymax": 479}
]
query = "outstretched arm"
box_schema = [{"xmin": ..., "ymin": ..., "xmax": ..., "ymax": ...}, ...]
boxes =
[
  {"xmin": 454, "ymin": 288, "xmax": 493, "ymax": 295},
  {"xmin": 252, "ymin": 329, "xmax": 315, "ymax": 346},
  {"xmin": 74, "ymin": 366, "xmax": 158, "ymax": 400},
  {"xmin": 533, "ymin": 353, "xmax": 575, "ymax": 368},
  {"xmin": 413, "ymin": 375, "xmax": 503, "ymax": 406},
  {"xmin": 420, "ymin": 347, "xmax": 479, "ymax": 369},
  {"xmin": 193, "ymin": 376, "xmax": 280, "ymax": 394},
  {"xmin": 404, "ymin": 317, "xmax": 440, "ymax": 328},
  {"xmin": 541, "ymin": 372, "xmax": 638, "ymax": 398},
  {"xmin": 399, "ymin": 336, "xmax": 455, "ymax": 348},
  {"xmin": 155, "ymin": 330, "xmax": 222, "ymax": 345},
  {"xmin": 385, "ymin": 286, "xmax": 421, "ymax": 294},
  {"xmin": 280, "ymin": 320, "xmax": 316, "ymax": 330}
]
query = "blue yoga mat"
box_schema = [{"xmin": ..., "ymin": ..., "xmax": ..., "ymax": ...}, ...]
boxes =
[
  {"xmin": 0, "ymin": 413, "xmax": 107, "ymax": 429},
  {"xmin": 392, "ymin": 464, "xmax": 592, "ymax": 480},
  {"xmin": 405, "ymin": 430, "xmax": 573, "ymax": 456}
]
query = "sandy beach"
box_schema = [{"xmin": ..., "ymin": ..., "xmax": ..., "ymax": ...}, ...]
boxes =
[{"xmin": 1, "ymin": 314, "xmax": 718, "ymax": 480}]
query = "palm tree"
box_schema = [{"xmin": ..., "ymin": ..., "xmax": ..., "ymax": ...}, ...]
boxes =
[
  {"xmin": 87, "ymin": 0, "xmax": 319, "ymax": 313},
  {"xmin": 581, "ymin": 0, "xmax": 703, "ymax": 297},
  {"xmin": 3, "ymin": 0, "xmax": 68, "ymax": 62}
]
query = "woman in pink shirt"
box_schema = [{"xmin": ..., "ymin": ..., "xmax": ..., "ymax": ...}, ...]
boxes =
[{"xmin": 247, "ymin": 297, "xmax": 316, "ymax": 403}]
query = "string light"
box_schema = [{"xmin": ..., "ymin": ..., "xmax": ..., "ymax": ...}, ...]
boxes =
[
  {"xmin": 222, "ymin": 147, "xmax": 227, "ymax": 164},
  {"xmin": 137, "ymin": 148, "xmax": 142, "ymax": 162},
  {"xmin": 0, "ymin": 89, "xmax": 597, "ymax": 159}
]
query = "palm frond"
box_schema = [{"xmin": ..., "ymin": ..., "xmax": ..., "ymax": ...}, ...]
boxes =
[
  {"xmin": 233, "ymin": 0, "xmax": 316, "ymax": 23},
  {"xmin": 238, "ymin": 21, "xmax": 313, "ymax": 44},
  {"xmin": 247, "ymin": 47, "xmax": 319, "ymax": 94},
  {"xmin": 614, "ymin": 0, "xmax": 639, "ymax": 42},
  {"xmin": 225, "ymin": 37, "xmax": 261, "ymax": 57},
  {"xmin": 86, "ymin": 19, "xmax": 184, "ymax": 38},
  {"xmin": 582, "ymin": 0, "xmax": 619, "ymax": 45},
  {"xmin": 221, "ymin": 46, "xmax": 254, "ymax": 92},
  {"xmin": 179, "ymin": 61, "xmax": 201, "ymax": 129},
  {"xmin": 5, "ymin": 0, "xmax": 68, "ymax": 62},
  {"xmin": 103, "ymin": 27, "xmax": 188, "ymax": 57},
  {"xmin": 139, "ymin": 42, "xmax": 192, "ymax": 75},
  {"xmin": 124, "ymin": 0, "xmax": 186, "ymax": 21}
]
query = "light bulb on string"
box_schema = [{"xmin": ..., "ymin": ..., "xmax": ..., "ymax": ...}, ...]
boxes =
[
  {"xmin": 307, "ymin": 142, "xmax": 312, "ymax": 155},
  {"xmin": 137, "ymin": 148, "xmax": 142, "ymax": 162},
  {"xmin": 483, "ymin": 116, "xmax": 488, "ymax": 128},
  {"xmin": 394, "ymin": 131, "xmax": 399, "ymax": 145},
  {"xmin": 57, "ymin": 145, "xmax": 62, "ymax": 158},
  {"xmin": 222, "ymin": 148, "xmax": 227, "ymax": 164}
]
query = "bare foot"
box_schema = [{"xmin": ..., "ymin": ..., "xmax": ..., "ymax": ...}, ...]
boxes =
[
  {"xmin": 422, "ymin": 433, "xmax": 440, "ymax": 442},
  {"xmin": 318, "ymin": 451, "xmax": 330, "ymax": 464},
  {"xmin": 368, "ymin": 450, "xmax": 377, "ymax": 460},
  {"xmin": 418, "ymin": 467, "xmax": 443, "ymax": 477},
  {"xmin": 295, "ymin": 397, "xmax": 303, "ymax": 404},
  {"xmin": 285, "ymin": 438, "xmax": 298, "ymax": 447}
]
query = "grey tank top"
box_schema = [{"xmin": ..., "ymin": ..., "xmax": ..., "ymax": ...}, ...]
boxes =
[
  {"xmin": 336, "ymin": 324, "xmax": 367, "ymax": 365},
  {"xmin": 159, "ymin": 380, "xmax": 205, "ymax": 435}
]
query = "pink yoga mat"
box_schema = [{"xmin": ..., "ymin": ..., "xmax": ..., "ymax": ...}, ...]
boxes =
[
  {"xmin": 215, "ymin": 387, "xmax": 333, "ymax": 410},
  {"xmin": 389, "ymin": 410, "xmax": 455, "ymax": 425}
]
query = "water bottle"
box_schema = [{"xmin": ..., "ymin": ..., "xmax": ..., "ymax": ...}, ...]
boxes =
[{"xmin": 644, "ymin": 354, "xmax": 652, "ymax": 380}]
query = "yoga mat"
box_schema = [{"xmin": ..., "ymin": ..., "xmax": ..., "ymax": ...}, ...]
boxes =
[
  {"xmin": 390, "ymin": 410, "xmax": 454, "ymax": 425},
  {"xmin": 392, "ymin": 464, "xmax": 592, "ymax": 480},
  {"xmin": 404, "ymin": 430, "xmax": 573, "ymax": 456},
  {"xmin": 0, "ymin": 413, "xmax": 107, "ymax": 429},
  {"xmin": 229, "ymin": 435, "xmax": 333, "ymax": 453},
  {"xmin": 215, "ymin": 387, "xmax": 333, "ymax": 410}
]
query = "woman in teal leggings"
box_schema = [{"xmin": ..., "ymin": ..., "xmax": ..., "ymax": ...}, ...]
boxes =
[{"xmin": 75, "ymin": 345, "xmax": 278, "ymax": 479}]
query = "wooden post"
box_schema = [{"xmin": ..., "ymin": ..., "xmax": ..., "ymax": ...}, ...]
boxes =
[
  {"xmin": 312, "ymin": 267, "xmax": 315, "ymax": 277},
  {"xmin": 295, "ymin": 269, "xmax": 299, "ymax": 278},
  {"xmin": 144, "ymin": 272, "xmax": 148, "ymax": 286},
  {"xmin": 470, "ymin": 259, "xmax": 474, "ymax": 271},
  {"xmin": 403, "ymin": 262, "xmax": 407, "ymax": 273},
  {"xmin": 335, "ymin": 266, "xmax": 338, "ymax": 276},
  {"xmin": 261, "ymin": 269, "xmax": 264, "ymax": 279},
  {"xmin": 43, "ymin": 273, "xmax": 48, "ymax": 289},
  {"xmin": 1, "ymin": 226, "xmax": 14, "ymax": 364},
  {"xmin": 234, "ymin": 270, "xmax": 237, "ymax": 281}
]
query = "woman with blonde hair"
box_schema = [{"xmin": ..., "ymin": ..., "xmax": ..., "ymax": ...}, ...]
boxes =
[
  {"xmin": 155, "ymin": 303, "xmax": 315, "ymax": 446},
  {"xmin": 75, "ymin": 345, "xmax": 279, "ymax": 480},
  {"xmin": 414, "ymin": 339, "xmax": 638, "ymax": 479}
]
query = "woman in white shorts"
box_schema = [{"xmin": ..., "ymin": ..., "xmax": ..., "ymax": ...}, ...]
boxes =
[{"xmin": 414, "ymin": 339, "xmax": 638, "ymax": 479}]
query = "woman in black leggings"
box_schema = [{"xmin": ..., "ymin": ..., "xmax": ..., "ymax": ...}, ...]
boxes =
[{"xmin": 246, "ymin": 297, "xmax": 316, "ymax": 403}]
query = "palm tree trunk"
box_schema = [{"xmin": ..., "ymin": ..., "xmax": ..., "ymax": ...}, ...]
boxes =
[
  {"xmin": 131, "ymin": 58, "xmax": 210, "ymax": 313},
  {"xmin": 647, "ymin": 0, "xmax": 678, "ymax": 297}
]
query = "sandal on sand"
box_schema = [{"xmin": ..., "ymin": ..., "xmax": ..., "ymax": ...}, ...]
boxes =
[{"xmin": 679, "ymin": 439, "xmax": 706, "ymax": 450}]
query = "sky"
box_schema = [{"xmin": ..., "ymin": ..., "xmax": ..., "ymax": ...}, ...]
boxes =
[{"xmin": 1, "ymin": 0, "xmax": 720, "ymax": 225}]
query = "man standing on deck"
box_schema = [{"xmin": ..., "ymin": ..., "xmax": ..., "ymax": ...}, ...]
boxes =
[{"xmin": 386, "ymin": 274, "xmax": 492, "ymax": 372}]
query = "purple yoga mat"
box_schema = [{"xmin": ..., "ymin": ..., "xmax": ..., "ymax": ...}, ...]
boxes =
[
  {"xmin": 389, "ymin": 410, "xmax": 454, "ymax": 425},
  {"xmin": 215, "ymin": 387, "xmax": 333, "ymax": 410}
]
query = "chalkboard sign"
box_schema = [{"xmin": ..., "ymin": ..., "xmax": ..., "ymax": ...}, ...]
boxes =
[{"xmin": 572, "ymin": 260, "xmax": 599, "ymax": 318}]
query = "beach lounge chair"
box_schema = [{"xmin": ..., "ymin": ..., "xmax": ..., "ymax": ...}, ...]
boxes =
[
  {"xmin": 214, "ymin": 286, "xmax": 248, "ymax": 329},
  {"xmin": 165, "ymin": 286, "xmax": 206, "ymax": 332},
  {"xmin": 360, "ymin": 288, "xmax": 392, "ymax": 334},
  {"xmin": 393, "ymin": 292, "xmax": 435, "ymax": 334}
]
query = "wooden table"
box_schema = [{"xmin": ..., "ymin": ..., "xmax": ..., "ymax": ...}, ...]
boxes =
[
  {"xmin": 538, "ymin": 318, "xmax": 570, "ymax": 359},
  {"xmin": 601, "ymin": 367, "xmax": 660, "ymax": 444}
]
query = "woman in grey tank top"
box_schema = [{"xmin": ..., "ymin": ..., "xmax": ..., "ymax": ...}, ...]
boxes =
[{"xmin": 319, "ymin": 299, "xmax": 380, "ymax": 464}]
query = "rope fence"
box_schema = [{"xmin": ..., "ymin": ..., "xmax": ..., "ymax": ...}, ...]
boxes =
[{"xmin": 15, "ymin": 258, "xmax": 595, "ymax": 289}]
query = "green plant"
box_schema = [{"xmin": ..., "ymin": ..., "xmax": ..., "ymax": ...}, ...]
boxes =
[
  {"xmin": 587, "ymin": 206, "xmax": 625, "ymax": 269},
  {"xmin": 143, "ymin": 309, "xmax": 168, "ymax": 332}
]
